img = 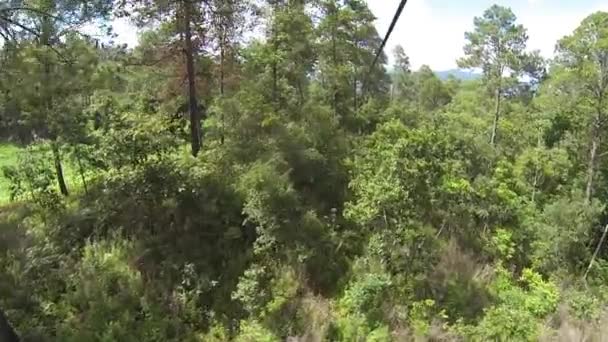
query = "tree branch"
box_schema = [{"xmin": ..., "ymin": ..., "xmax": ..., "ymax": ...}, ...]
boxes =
[
  {"xmin": 0, "ymin": 17, "xmax": 73, "ymax": 64},
  {"xmin": 0, "ymin": 6, "xmax": 63, "ymax": 22}
]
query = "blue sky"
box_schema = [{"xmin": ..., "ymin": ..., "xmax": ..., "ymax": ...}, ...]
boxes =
[{"xmin": 112, "ymin": 0, "xmax": 608, "ymax": 71}]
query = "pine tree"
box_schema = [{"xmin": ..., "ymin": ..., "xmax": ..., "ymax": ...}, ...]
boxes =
[{"xmin": 458, "ymin": 5, "xmax": 529, "ymax": 146}]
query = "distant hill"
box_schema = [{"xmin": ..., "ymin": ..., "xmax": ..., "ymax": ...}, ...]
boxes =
[{"xmin": 435, "ymin": 69, "xmax": 481, "ymax": 81}]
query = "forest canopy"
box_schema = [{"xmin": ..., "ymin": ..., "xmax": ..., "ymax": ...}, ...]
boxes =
[{"xmin": 1, "ymin": 1, "xmax": 608, "ymax": 341}]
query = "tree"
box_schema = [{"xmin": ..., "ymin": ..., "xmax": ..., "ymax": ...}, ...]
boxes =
[
  {"xmin": 118, "ymin": 0, "xmax": 209, "ymax": 156},
  {"xmin": 458, "ymin": 5, "xmax": 528, "ymax": 146},
  {"xmin": 393, "ymin": 45, "xmax": 410, "ymax": 74},
  {"xmin": 316, "ymin": 0, "xmax": 388, "ymax": 132},
  {"xmin": 208, "ymin": 0, "xmax": 250, "ymax": 143},
  {"xmin": 263, "ymin": 0, "xmax": 316, "ymax": 112},
  {"xmin": 2, "ymin": 2, "xmax": 107, "ymax": 197},
  {"xmin": 391, "ymin": 45, "xmax": 415, "ymax": 102},
  {"xmin": 0, "ymin": 0, "xmax": 112, "ymax": 49},
  {"xmin": 554, "ymin": 12, "xmax": 608, "ymax": 202},
  {"xmin": 0, "ymin": 0, "xmax": 114, "ymax": 195},
  {"xmin": 416, "ymin": 65, "xmax": 451, "ymax": 111}
]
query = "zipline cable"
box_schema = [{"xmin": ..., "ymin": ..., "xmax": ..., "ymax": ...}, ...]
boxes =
[
  {"xmin": 369, "ymin": 0, "xmax": 409, "ymax": 72},
  {"xmin": 361, "ymin": 0, "xmax": 408, "ymax": 98}
]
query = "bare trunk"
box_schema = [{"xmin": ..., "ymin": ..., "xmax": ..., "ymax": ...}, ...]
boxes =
[
  {"xmin": 271, "ymin": 2, "xmax": 279, "ymax": 111},
  {"xmin": 220, "ymin": 35, "xmax": 225, "ymax": 97},
  {"xmin": 586, "ymin": 125, "xmax": 599, "ymax": 203},
  {"xmin": 331, "ymin": 6, "xmax": 338, "ymax": 116},
  {"xmin": 183, "ymin": 0, "xmax": 201, "ymax": 156},
  {"xmin": 490, "ymin": 85, "xmax": 501, "ymax": 146},
  {"xmin": 353, "ymin": 74, "xmax": 357, "ymax": 111},
  {"xmin": 531, "ymin": 166, "xmax": 539, "ymax": 203},
  {"xmin": 52, "ymin": 143, "xmax": 69, "ymax": 197},
  {"xmin": 220, "ymin": 31, "xmax": 225, "ymax": 145},
  {"xmin": 272, "ymin": 64, "xmax": 278, "ymax": 107},
  {"xmin": 0, "ymin": 308, "xmax": 19, "ymax": 342},
  {"xmin": 531, "ymin": 131, "xmax": 542, "ymax": 203},
  {"xmin": 353, "ymin": 32, "xmax": 359, "ymax": 112}
]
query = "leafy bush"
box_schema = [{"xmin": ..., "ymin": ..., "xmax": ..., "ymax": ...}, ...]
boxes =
[
  {"xmin": 54, "ymin": 238, "xmax": 175, "ymax": 341},
  {"xmin": 455, "ymin": 266, "xmax": 560, "ymax": 341}
]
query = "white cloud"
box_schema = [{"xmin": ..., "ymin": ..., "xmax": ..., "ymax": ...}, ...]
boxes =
[
  {"xmin": 368, "ymin": 0, "xmax": 468, "ymax": 71},
  {"xmin": 82, "ymin": 16, "xmax": 139, "ymax": 47},
  {"xmin": 368, "ymin": 0, "xmax": 608, "ymax": 71},
  {"xmin": 112, "ymin": 17, "xmax": 139, "ymax": 47}
]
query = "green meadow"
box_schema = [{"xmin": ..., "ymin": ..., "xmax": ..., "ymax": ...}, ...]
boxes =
[{"xmin": 0, "ymin": 143, "xmax": 22, "ymax": 203}]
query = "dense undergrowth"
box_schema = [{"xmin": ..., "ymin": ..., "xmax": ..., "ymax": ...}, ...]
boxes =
[{"xmin": 2, "ymin": 1, "xmax": 608, "ymax": 341}]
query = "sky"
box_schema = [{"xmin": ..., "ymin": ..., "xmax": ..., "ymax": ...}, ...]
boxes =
[
  {"xmin": 112, "ymin": 0, "xmax": 608, "ymax": 71},
  {"xmin": 367, "ymin": 0, "xmax": 608, "ymax": 70}
]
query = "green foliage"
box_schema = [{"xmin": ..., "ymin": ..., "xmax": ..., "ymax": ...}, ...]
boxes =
[
  {"xmin": 531, "ymin": 192, "xmax": 604, "ymax": 274},
  {"xmin": 489, "ymin": 228, "xmax": 516, "ymax": 261},
  {"xmin": 409, "ymin": 299, "xmax": 448, "ymax": 337},
  {"xmin": 564, "ymin": 288, "xmax": 605, "ymax": 321},
  {"xmin": 346, "ymin": 119, "xmax": 458, "ymax": 225},
  {"xmin": 55, "ymin": 238, "xmax": 154, "ymax": 341},
  {"xmin": 0, "ymin": 144, "xmax": 21, "ymax": 203},
  {"xmin": 3, "ymin": 3, "xmax": 608, "ymax": 341},
  {"xmin": 329, "ymin": 313, "xmax": 391, "ymax": 342},
  {"xmin": 234, "ymin": 320, "xmax": 279, "ymax": 342},
  {"xmin": 93, "ymin": 111, "xmax": 181, "ymax": 169},
  {"xmin": 458, "ymin": 5, "xmax": 529, "ymax": 79},
  {"xmin": 455, "ymin": 266, "xmax": 559, "ymax": 341},
  {"xmin": 339, "ymin": 272, "xmax": 392, "ymax": 325},
  {"xmin": 2, "ymin": 144, "xmax": 64, "ymax": 209}
]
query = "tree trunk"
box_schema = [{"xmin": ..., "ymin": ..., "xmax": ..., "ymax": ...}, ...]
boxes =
[
  {"xmin": 531, "ymin": 165, "xmax": 539, "ymax": 203},
  {"xmin": 220, "ymin": 34, "xmax": 225, "ymax": 98},
  {"xmin": 353, "ymin": 30, "xmax": 359, "ymax": 112},
  {"xmin": 531, "ymin": 131, "xmax": 542, "ymax": 203},
  {"xmin": 490, "ymin": 85, "xmax": 501, "ymax": 146},
  {"xmin": 183, "ymin": 0, "xmax": 201, "ymax": 157},
  {"xmin": 52, "ymin": 143, "xmax": 69, "ymax": 197},
  {"xmin": 586, "ymin": 124, "xmax": 600, "ymax": 203},
  {"xmin": 353, "ymin": 74, "xmax": 357, "ymax": 111},
  {"xmin": 296, "ymin": 79, "xmax": 304, "ymax": 105},
  {"xmin": 272, "ymin": 62, "xmax": 278, "ymax": 110},
  {"xmin": 0, "ymin": 308, "xmax": 19, "ymax": 342},
  {"xmin": 330, "ymin": 5, "xmax": 338, "ymax": 117},
  {"xmin": 220, "ymin": 30, "xmax": 225, "ymax": 145},
  {"xmin": 271, "ymin": 3, "xmax": 280, "ymax": 111},
  {"xmin": 76, "ymin": 148, "xmax": 88, "ymax": 195}
]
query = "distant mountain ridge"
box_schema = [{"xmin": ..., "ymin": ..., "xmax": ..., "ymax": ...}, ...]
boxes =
[{"xmin": 435, "ymin": 69, "xmax": 481, "ymax": 81}]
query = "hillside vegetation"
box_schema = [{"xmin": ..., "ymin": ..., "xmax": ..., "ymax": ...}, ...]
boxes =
[{"xmin": 2, "ymin": 1, "xmax": 608, "ymax": 341}]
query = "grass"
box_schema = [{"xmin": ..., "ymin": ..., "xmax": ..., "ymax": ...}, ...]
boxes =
[
  {"xmin": 0, "ymin": 143, "xmax": 22, "ymax": 204},
  {"xmin": 0, "ymin": 143, "xmax": 82, "ymax": 205}
]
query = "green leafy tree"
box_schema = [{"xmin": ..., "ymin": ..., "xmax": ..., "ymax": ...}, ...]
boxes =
[
  {"xmin": 118, "ymin": 0, "xmax": 213, "ymax": 156},
  {"xmin": 554, "ymin": 11, "xmax": 608, "ymax": 202},
  {"xmin": 416, "ymin": 65, "xmax": 452, "ymax": 111},
  {"xmin": 458, "ymin": 5, "xmax": 529, "ymax": 146},
  {"xmin": 4, "ymin": 1, "xmax": 106, "ymax": 196},
  {"xmin": 391, "ymin": 44, "xmax": 415, "ymax": 102},
  {"xmin": 316, "ymin": 0, "xmax": 388, "ymax": 132}
]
